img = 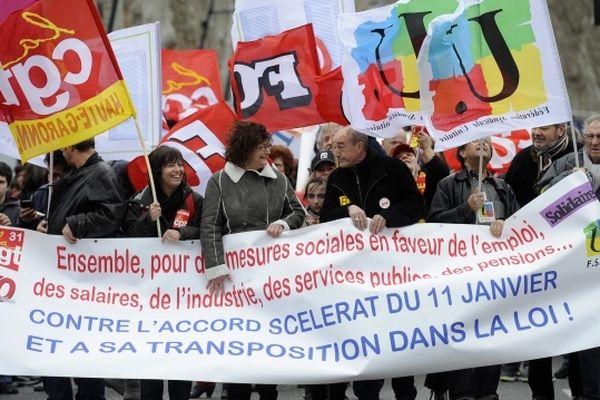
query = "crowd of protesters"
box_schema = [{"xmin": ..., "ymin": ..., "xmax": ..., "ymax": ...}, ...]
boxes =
[{"xmin": 1, "ymin": 116, "xmax": 599, "ymax": 400}]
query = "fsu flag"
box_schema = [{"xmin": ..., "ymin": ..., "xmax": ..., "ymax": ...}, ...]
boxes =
[
  {"xmin": 0, "ymin": 0, "xmax": 135, "ymax": 161},
  {"xmin": 128, "ymin": 102, "xmax": 236, "ymax": 196},
  {"xmin": 418, "ymin": 0, "xmax": 571, "ymax": 150},
  {"xmin": 229, "ymin": 24, "xmax": 324, "ymax": 132},
  {"xmin": 162, "ymin": 49, "xmax": 223, "ymax": 124},
  {"xmin": 337, "ymin": 0, "xmax": 456, "ymax": 138}
]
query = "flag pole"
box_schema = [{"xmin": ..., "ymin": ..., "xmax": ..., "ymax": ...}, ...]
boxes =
[
  {"xmin": 47, "ymin": 152, "xmax": 54, "ymax": 219},
  {"xmin": 133, "ymin": 115, "xmax": 162, "ymax": 238},
  {"xmin": 475, "ymin": 138, "xmax": 485, "ymax": 226},
  {"xmin": 568, "ymin": 118, "xmax": 580, "ymax": 168}
]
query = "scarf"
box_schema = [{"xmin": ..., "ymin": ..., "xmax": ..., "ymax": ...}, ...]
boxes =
[
  {"xmin": 156, "ymin": 184, "xmax": 185, "ymax": 222},
  {"xmin": 583, "ymin": 149, "xmax": 600, "ymax": 194},
  {"xmin": 531, "ymin": 134, "xmax": 568, "ymax": 180}
]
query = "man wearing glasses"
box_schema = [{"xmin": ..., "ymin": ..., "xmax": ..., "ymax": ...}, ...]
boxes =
[
  {"xmin": 535, "ymin": 114, "xmax": 600, "ymax": 400},
  {"xmin": 538, "ymin": 115, "xmax": 600, "ymax": 190},
  {"xmin": 505, "ymin": 122, "xmax": 579, "ymax": 399}
]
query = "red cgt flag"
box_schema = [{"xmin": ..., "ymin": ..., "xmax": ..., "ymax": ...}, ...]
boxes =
[
  {"xmin": 229, "ymin": 24, "xmax": 325, "ymax": 132},
  {"xmin": 162, "ymin": 49, "xmax": 223, "ymax": 124},
  {"xmin": 0, "ymin": 0, "xmax": 135, "ymax": 161},
  {"xmin": 128, "ymin": 102, "xmax": 236, "ymax": 196}
]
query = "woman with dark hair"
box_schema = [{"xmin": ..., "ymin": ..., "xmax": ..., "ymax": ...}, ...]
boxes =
[
  {"xmin": 270, "ymin": 144, "xmax": 296, "ymax": 186},
  {"xmin": 124, "ymin": 146, "xmax": 202, "ymax": 241},
  {"xmin": 19, "ymin": 163, "xmax": 48, "ymax": 200},
  {"xmin": 123, "ymin": 146, "xmax": 203, "ymax": 400},
  {"xmin": 200, "ymin": 121, "xmax": 305, "ymax": 400}
]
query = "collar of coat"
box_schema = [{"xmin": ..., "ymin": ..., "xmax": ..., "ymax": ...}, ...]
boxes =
[{"xmin": 224, "ymin": 161, "xmax": 278, "ymax": 183}]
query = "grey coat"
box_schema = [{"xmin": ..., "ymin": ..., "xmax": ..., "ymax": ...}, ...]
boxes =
[
  {"xmin": 200, "ymin": 162, "xmax": 305, "ymax": 279},
  {"xmin": 537, "ymin": 149, "xmax": 586, "ymax": 190}
]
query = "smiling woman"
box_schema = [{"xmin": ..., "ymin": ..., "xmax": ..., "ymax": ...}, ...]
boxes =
[
  {"xmin": 200, "ymin": 120, "xmax": 306, "ymax": 400},
  {"xmin": 122, "ymin": 145, "xmax": 204, "ymax": 400},
  {"xmin": 123, "ymin": 146, "xmax": 203, "ymax": 241}
]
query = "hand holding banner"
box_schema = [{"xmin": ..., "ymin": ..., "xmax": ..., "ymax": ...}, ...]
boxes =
[{"xmin": 1, "ymin": 173, "xmax": 600, "ymax": 382}]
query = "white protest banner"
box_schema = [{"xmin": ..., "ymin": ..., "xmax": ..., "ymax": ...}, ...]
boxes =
[
  {"xmin": 96, "ymin": 22, "xmax": 163, "ymax": 161},
  {"xmin": 0, "ymin": 121, "xmax": 48, "ymax": 166},
  {"xmin": 0, "ymin": 120, "xmax": 19, "ymax": 160},
  {"xmin": 1, "ymin": 172, "xmax": 599, "ymax": 382},
  {"xmin": 418, "ymin": 0, "xmax": 572, "ymax": 150}
]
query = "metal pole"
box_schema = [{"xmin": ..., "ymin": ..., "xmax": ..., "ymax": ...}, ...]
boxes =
[{"xmin": 108, "ymin": 0, "xmax": 119, "ymax": 32}]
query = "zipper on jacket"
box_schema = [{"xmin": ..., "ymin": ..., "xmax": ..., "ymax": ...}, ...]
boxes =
[
  {"xmin": 364, "ymin": 174, "xmax": 386, "ymax": 208},
  {"xmin": 264, "ymin": 178, "xmax": 269, "ymax": 225},
  {"xmin": 352, "ymin": 168, "xmax": 364, "ymax": 208}
]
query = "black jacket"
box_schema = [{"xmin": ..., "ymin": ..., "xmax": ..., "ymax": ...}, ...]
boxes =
[
  {"xmin": 0, "ymin": 197, "xmax": 20, "ymax": 225},
  {"xmin": 47, "ymin": 153, "xmax": 126, "ymax": 238},
  {"xmin": 124, "ymin": 184, "xmax": 203, "ymax": 239},
  {"xmin": 505, "ymin": 141, "xmax": 576, "ymax": 207},
  {"xmin": 321, "ymin": 148, "xmax": 425, "ymax": 227},
  {"xmin": 422, "ymin": 155, "xmax": 450, "ymax": 208},
  {"xmin": 428, "ymin": 169, "xmax": 520, "ymax": 224}
]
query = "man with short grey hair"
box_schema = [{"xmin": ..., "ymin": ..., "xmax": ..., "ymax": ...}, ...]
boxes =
[
  {"xmin": 536, "ymin": 113, "xmax": 600, "ymax": 400},
  {"xmin": 322, "ymin": 127, "xmax": 424, "ymax": 234},
  {"xmin": 505, "ymin": 122, "xmax": 578, "ymax": 399},
  {"xmin": 538, "ymin": 114, "xmax": 600, "ymax": 191},
  {"xmin": 321, "ymin": 127, "xmax": 424, "ymax": 400}
]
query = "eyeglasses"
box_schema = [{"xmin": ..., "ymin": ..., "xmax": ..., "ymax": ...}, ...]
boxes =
[{"xmin": 257, "ymin": 143, "xmax": 272, "ymax": 151}]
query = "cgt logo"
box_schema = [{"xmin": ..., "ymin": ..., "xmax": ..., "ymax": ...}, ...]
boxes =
[
  {"xmin": 583, "ymin": 220, "xmax": 600, "ymax": 257},
  {"xmin": 0, "ymin": 228, "xmax": 25, "ymax": 302},
  {"xmin": 0, "ymin": 12, "xmax": 92, "ymax": 116},
  {"xmin": 162, "ymin": 63, "xmax": 219, "ymax": 121}
]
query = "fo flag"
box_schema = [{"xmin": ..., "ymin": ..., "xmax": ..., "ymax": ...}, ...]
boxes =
[
  {"xmin": 315, "ymin": 67, "xmax": 349, "ymax": 126},
  {"xmin": 229, "ymin": 24, "xmax": 324, "ymax": 132},
  {"xmin": 418, "ymin": 0, "xmax": 571, "ymax": 150},
  {"xmin": 128, "ymin": 102, "xmax": 235, "ymax": 196},
  {"xmin": 0, "ymin": 0, "xmax": 135, "ymax": 161},
  {"xmin": 162, "ymin": 49, "xmax": 223, "ymax": 124}
]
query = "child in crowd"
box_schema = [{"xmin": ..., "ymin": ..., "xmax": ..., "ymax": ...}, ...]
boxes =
[{"xmin": 304, "ymin": 177, "xmax": 326, "ymax": 226}]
